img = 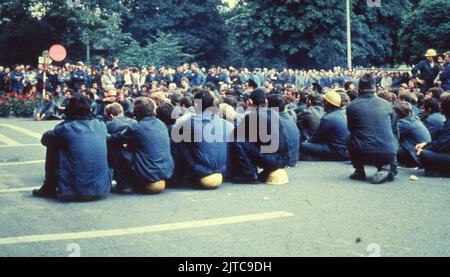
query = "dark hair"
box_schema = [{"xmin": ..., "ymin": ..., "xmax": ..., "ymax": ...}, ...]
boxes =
[
  {"xmin": 308, "ymin": 92, "xmax": 323, "ymax": 106},
  {"xmin": 440, "ymin": 92, "xmax": 450, "ymax": 118},
  {"xmin": 133, "ymin": 97, "xmax": 156, "ymax": 120},
  {"xmin": 267, "ymin": 94, "xmax": 286, "ymax": 112},
  {"xmin": 180, "ymin": 96, "xmax": 193, "ymax": 108},
  {"xmin": 347, "ymin": 89, "xmax": 358, "ymax": 101},
  {"xmin": 205, "ymin": 82, "xmax": 216, "ymax": 91},
  {"xmin": 105, "ymin": 103, "xmax": 124, "ymax": 117},
  {"xmin": 194, "ymin": 90, "xmax": 215, "ymax": 112},
  {"xmin": 224, "ymin": 95, "xmax": 238, "ymax": 108},
  {"xmin": 398, "ymin": 92, "xmax": 417, "ymax": 105},
  {"xmin": 247, "ymin": 79, "xmax": 258, "ymax": 89},
  {"xmin": 170, "ymin": 93, "xmax": 182, "ymax": 106},
  {"xmin": 156, "ymin": 103, "xmax": 176, "ymax": 126},
  {"xmin": 427, "ymin": 87, "xmax": 444, "ymax": 100},
  {"xmin": 393, "ymin": 101, "xmax": 413, "ymax": 119},
  {"xmin": 424, "ymin": 97, "xmax": 441, "ymax": 113},
  {"xmin": 65, "ymin": 94, "xmax": 92, "ymax": 120},
  {"xmin": 337, "ymin": 91, "xmax": 350, "ymax": 108},
  {"xmin": 344, "ymin": 81, "xmax": 354, "ymax": 91}
]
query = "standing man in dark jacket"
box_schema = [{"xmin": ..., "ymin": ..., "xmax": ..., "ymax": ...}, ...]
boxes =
[
  {"xmin": 439, "ymin": 51, "xmax": 450, "ymax": 91},
  {"xmin": 108, "ymin": 97, "xmax": 174, "ymax": 194},
  {"xmin": 412, "ymin": 49, "xmax": 440, "ymax": 93},
  {"xmin": 347, "ymin": 74, "xmax": 399, "ymax": 184},
  {"xmin": 301, "ymin": 90, "xmax": 349, "ymax": 161},
  {"xmin": 70, "ymin": 62, "xmax": 88, "ymax": 91},
  {"xmin": 33, "ymin": 94, "xmax": 111, "ymax": 200},
  {"xmin": 416, "ymin": 92, "xmax": 450, "ymax": 177}
]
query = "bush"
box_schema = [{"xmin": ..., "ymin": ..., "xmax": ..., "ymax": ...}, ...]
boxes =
[{"xmin": 0, "ymin": 93, "xmax": 40, "ymax": 117}]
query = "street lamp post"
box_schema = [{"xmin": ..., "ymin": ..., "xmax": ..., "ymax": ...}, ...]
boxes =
[{"xmin": 346, "ymin": 0, "xmax": 352, "ymax": 70}]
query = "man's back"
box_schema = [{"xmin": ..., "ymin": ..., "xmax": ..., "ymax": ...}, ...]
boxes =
[
  {"xmin": 42, "ymin": 119, "xmax": 111, "ymax": 197},
  {"xmin": 347, "ymin": 93, "xmax": 398, "ymax": 155}
]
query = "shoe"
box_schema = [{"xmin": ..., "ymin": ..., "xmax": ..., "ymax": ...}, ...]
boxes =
[
  {"xmin": 232, "ymin": 174, "xmax": 260, "ymax": 184},
  {"xmin": 349, "ymin": 170, "xmax": 366, "ymax": 181},
  {"xmin": 370, "ymin": 169, "xmax": 394, "ymax": 184},
  {"xmin": 111, "ymin": 186, "xmax": 134, "ymax": 195},
  {"xmin": 32, "ymin": 187, "xmax": 57, "ymax": 199}
]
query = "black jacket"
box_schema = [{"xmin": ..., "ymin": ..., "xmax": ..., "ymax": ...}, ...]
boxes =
[{"xmin": 347, "ymin": 93, "xmax": 399, "ymax": 155}]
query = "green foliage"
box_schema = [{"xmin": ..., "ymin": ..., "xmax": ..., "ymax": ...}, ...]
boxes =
[
  {"xmin": 118, "ymin": 32, "xmax": 193, "ymax": 67},
  {"xmin": 123, "ymin": 0, "xmax": 227, "ymax": 65},
  {"xmin": 399, "ymin": 0, "xmax": 450, "ymax": 63},
  {"xmin": 225, "ymin": 0, "xmax": 411, "ymax": 68}
]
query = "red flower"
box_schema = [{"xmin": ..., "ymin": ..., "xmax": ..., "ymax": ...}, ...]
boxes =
[{"xmin": 4, "ymin": 102, "xmax": 10, "ymax": 107}]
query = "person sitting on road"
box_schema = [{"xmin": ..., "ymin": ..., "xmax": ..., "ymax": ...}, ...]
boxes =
[
  {"xmin": 297, "ymin": 92, "xmax": 325, "ymax": 142},
  {"xmin": 416, "ymin": 92, "xmax": 450, "ymax": 177},
  {"xmin": 171, "ymin": 90, "xmax": 234, "ymax": 189},
  {"xmin": 267, "ymin": 93, "xmax": 300, "ymax": 167},
  {"xmin": 300, "ymin": 90, "xmax": 349, "ymax": 161},
  {"xmin": 231, "ymin": 88, "xmax": 290, "ymax": 185},
  {"xmin": 422, "ymin": 97, "xmax": 446, "ymax": 140},
  {"xmin": 34, "ymin": 93, "xmax": 57, "ymax": 121},
  {"xmin": 104, "ymin": 103, "xmax": 137, "ymax": 135},
  {"xmin": 33, "ymin": 94, "xmax": 111, "ymax": 200},
  {"xmin": 394, "ymin": 101, "xmax": 431, "ymax": 167},
  {"xmin": 347, "ymin": 74, "xmax": 399, "ymax": 185},
  {"xmin": 108, "ymin": 97, "xmax": 174, "ymax": 194}
]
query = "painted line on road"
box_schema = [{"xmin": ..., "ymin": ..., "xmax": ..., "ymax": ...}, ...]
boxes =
[
  {"xmin": 0, "ymin": 123, "xmax": 42, "ymax": 139},
  {"xmin": 0, "ymin": 211, "xmax": 294, "ymax": 245},
  {"xmin": 0, "ymin": 144, "xmax": 41, "ymax": 148},
  {"xmin": 0, "ymin": 186, "xmax": 39, "ymax": 193},
  {"xmin": 0, "ymin": 132, "xmax": 21, "ymax": 146},
  {"xmin": 0, "ymin": 160, "xmax": 45, "ymax": 167}
]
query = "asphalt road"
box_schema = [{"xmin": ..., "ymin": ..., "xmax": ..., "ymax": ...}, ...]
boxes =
[{"xmin": 0, "ymin": 118, "xmax": 449, "ymax": 257}]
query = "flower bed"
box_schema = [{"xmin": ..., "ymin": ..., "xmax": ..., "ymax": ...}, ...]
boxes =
[{"xmin": 0, "ymin": 93, "xmax": 41, "ymax": 117}]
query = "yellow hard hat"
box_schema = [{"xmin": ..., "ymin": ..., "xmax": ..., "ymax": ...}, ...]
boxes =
[
  {"xmin": 199, "ymin": 173, "xmax": 223, "ymax": 189},
  {"xmin": 425, "ymin": 49, "xmax": 437, "ymax": 57},
  {"xmin": 143, "ymin": 180, "xmax": 166, "ymax": 194},
  {"xmin": 266, "ymin": 169, "xmax": 289, "ymax": 185},
  {"xmin": 107, "ymin": 90, "xmax": 117, "ymax": 97},
  {"xmin": 323, "ymin": 90, "xmax": 342, "ymax": 108}
]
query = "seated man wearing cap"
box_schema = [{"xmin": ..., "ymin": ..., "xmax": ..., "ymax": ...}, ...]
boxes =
[
  {"xmin": 93, "ymin": 89, "xmax": 117, "ymax": 119},
  {"xmin": 108, "ymin": 97, "xmax": 174, "ymax": 194},
  {"xmin": 33, "ymin": 94, "xmax": 111, "ymax": 200},
  {"xmin": 232, "ymin": 88, "xmax": 290, "ymax": 184},
  {"xmin": 300, "ymin": 90, "xmax": 350, "ymax": 161},
  {"xmin": 347, "ymin": 74, "xmax": 399, "ymax": 184},
  {"xmin": 171, "ymin": 90, "xmax": 234, "ymax": 189},
  {"xmin": 416, "ymin": 92, "xmax": 450, "ymax": 177}
]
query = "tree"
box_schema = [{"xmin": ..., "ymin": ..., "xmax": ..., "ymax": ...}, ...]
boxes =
[
  {"xmin": 225, "ymin": 0, "xmax": 411, "ymax": 69},
  {"xmin": 123, "ymin": 0, "xmax": 227, "ymax": 65},
  {"xmin": 118, "ymin": 32, "xmax": 193, "ymax": 67},
  {"xmin": 398, "ymin": 0, "xmax": 450, "ymax": 64}
]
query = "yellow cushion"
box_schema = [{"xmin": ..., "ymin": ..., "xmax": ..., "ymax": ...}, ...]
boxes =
[
  {"xmin": 266, "ymin": 169, "xmax": 289, "ymax": 185},
  {"xmin": 199, "ymin": 173, "xmax": 223, "ymax": 189},
  {"xmin": 143, "ymin": 180, "xmax": 166, "ymax": 194}
]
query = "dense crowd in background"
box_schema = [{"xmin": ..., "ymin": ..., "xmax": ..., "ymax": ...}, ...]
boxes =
[{"xmin": 1, "ymin": 50, "xmax": 449, "ymax": 200}]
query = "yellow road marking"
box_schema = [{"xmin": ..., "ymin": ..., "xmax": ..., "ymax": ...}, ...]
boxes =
[
  {"xmin": 0, "ymin": 211, "xmax": 294, "ymax": 245},
  {"xmin": 0, "ymin": 123, "xmax": 42, "ymax": 139},
  {"xmin": 0, "ymin": 160, "xmax": 45, "ymax": 166},
  {"xmin": 0, "ymin": 132, "xmax": 21, "ymax": 146}
]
